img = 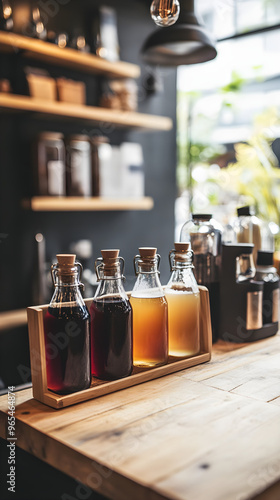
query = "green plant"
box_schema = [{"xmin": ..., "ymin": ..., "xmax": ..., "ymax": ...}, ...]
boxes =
[{"xmin": 218, "ymin": 108, "xmax": 280, "ymax": 225}]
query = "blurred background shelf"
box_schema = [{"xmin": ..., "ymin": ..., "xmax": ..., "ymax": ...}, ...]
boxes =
[
  {"xmin": 0, "ymin": 309, "xmax": 27, "ymax": 332},
  {"xmin": 0, "ymin": 94, "xmax": 173, "ymax": 131},
  {"xmin": 22, "ymin": 197, "xmax": 154, "ymax": 211},
  {"xmin": 0, "ymin": 31, "xmax": 140, "ymax": 79}
]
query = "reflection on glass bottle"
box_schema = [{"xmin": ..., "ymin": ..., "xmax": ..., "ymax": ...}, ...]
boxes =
[
  {"xmin": 44, "ymin": 254, "xmax": 91, "ymax": 395},
  {"xmin": 131, "ymin": 247, "xmax": 168, "ymax": 367},
  {"xmin": 90, "ymin": 250, "xmax": 133, "ymax": 380},
  {"xmin": 165, "ymin": 243, "xmax": 200, "ymax": 357}
]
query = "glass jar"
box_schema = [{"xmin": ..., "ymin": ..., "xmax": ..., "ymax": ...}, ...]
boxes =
[
  {"xmin": 43, "ymin": 254, "xmax": 91, "ymax": 394},
  {"xmin": 90, "ymin": 249, "xmax": 133, "ymax": 380},
  {"xmin": 90, "ymin": 136, "xmax": 110, "ymax": 197},
  {"xmin": 234, "ymin": 206, "xmax": 262, "ymax": 265},
  {"xmin": 165, "ymin": 242, "xmax": 200, "ymax": 357},
  {"xmin": 35, "ymin": 132, "xmax": 66, "ymax": 196},
  {"xmin": 130, "ymin": 247, "xmax": 168, "ymax": 367},
  {"xmin": 66, "ymin": 135, "xmax": 91, "ymax": 197},
  {"xmin": 180, "ymin": 214, "xmax": 222, "ymax": 343}
]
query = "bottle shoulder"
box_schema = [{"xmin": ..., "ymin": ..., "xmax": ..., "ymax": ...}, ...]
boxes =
[
  {"xmin": 131, "ymin": 272, "xmax": 165, "ymax": 298},
  {"xmin": 47, "ymin": 303, "xmax": 89, "ymax": 320}
]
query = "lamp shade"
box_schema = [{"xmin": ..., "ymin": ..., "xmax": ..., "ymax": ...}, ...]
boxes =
[{"xmin": 142, "ymin": 0, "xmax": 217, "ymax": 66}]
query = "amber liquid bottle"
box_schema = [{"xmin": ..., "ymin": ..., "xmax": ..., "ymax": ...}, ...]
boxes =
[
  {"xmin": 165, "ymin": 243, "xmax": 200, "ymax": 357},
  {"xmin": 43, "ymin": 254, "xmax": 91, "ymax": 395},
  {"xmin": 90, "ymin": 249, "xmax": 133, "ymax": 380},
  {"xmin": 130, "ymin": 247, "xmax": 168, "ymax": 367}
]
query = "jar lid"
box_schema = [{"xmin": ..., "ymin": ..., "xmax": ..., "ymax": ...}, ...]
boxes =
[
  {"xmin": 192, "ymin": 214, "xmax": 212, "ymax": 221},
  {"xmin": 38, "ymin": 132, "xmax": 64, "ymax": 141},
  {"xmin": 237, "ymin": 205, "xmax": 252, "ymax": 217},
  {"xmin": 91, "ymin": 136, "xmax": 109, "ymax": 145},
  {"xmin": 67, "ymin": 134, "xmax": 90, "ymax": 142}
]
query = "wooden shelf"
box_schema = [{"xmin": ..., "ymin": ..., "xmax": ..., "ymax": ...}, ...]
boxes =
[
  {"xmin": 0, "ymin": 31, "xmax": 140, "ymax": 79},
  {"xmin": 0, "ymin": 94, "xmax": 173, "ymax": 131},
  {"xmin": 0, "ymin": 309, "xmax": 27, "ymax": 332},
  {"xmin": 22, "ymin": 197, "xmax": 154, "ymax": 212}
]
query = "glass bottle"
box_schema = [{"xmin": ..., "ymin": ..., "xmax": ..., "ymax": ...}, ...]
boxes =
[
  {"xmin": 44, "ymin": 254, "xmax": 91, "ymax": 395},
  {"xmin": 165, "ymin": 242, "xmax": 200, "ymax": 357},
  {"xmin": 130, "ymin": 247, "xmax": 168, "ymax": 367},
  {"xmin": 90, "ymin": 249, "xmax": 133, "ymax": 380},
  {"xmin": 180, "ymin": 214, "xmax": 222, "ymax": 343}
]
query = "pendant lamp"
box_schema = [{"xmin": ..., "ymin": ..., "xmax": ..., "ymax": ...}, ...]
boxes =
[{"xmin": 142, "ymin": 0, "xmax": 217, "ymax": 66}]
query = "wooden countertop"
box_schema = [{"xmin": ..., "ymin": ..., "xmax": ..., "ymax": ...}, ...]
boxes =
[{"xmin": 1, "ymin": 335, "xmax": 280, "ymax": 500}]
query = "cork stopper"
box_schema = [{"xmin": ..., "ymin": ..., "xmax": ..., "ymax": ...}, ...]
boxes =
[
  {"xmin": 55, "ymin": 254, "xmax": 77, "ymax": 278},
  {"xmin": 172, "ymin": 243, "xmax": 192, "ymax": 264},
  {"xmin": 139, "ymin": 247, "xmax": 157, "ymax": 259},
  {"xmin": 101, "ymin": 249, "xmax": 120, "ymax": 276},
  {"xmin": 174, "ymin": 242, "xmax": 190, "ymax": 252},
  {"xmin": 56, "ymin": 254, "xmax": 76, "ymax": 266}
]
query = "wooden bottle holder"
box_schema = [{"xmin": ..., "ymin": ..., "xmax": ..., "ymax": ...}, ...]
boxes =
[{"xmin": 27, "ymin": 286, "xmax": 212, "ymax": 409}]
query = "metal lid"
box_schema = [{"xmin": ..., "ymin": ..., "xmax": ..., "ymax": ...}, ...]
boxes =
[
  {"xmin": 237, "ymin": 205, "xmax": 252, "ymax": 217},
  {"xmin": 192, "ymin": 214, "xmax": 212, "ymax": 221}
]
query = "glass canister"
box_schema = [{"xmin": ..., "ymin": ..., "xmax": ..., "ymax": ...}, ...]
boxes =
[
  {"xmin": 165, "ymin": 242, "xmax": 200, "ymax": 357},
  {"xmin": 90, "ymin": 249, "xmax": 133, "ymax": 380},
  {"xmin": 90, "ymin": 136, "xmax": 110, "ymax": 197},
  {"xmin": 130, "ymin": 247, "xmax": 168, "ymax": 367},
  {"xmin": 66, "ymin": 135, "xmax": 92, "ymax": 197},
  {"xmin": 43, "ymin": 254, "xmax": 91, "ymax": 394},
  {"xmin": 234, "ymin": 206, "xmax": 262, "ymax": 265},
  {"xmin": 180, "ymin": 214, "xmax": 222, "ymax": 343},
  {"xmin": 35, "ymin": 132, "xmax": 66, "ymax": 196}
]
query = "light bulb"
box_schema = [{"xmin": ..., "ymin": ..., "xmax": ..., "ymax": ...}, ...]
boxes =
[{"xmin": 150, "ymin": 0, "xmax": 180, "ymax": 27}]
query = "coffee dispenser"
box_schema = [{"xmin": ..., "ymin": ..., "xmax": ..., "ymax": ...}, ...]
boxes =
[{"xmin": 219, "ymin": 244, "xmax": 278, "ymax": 342}]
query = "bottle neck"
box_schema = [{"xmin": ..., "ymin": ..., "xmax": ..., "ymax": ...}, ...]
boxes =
[
  {"xmin": 138, "ymin": 262, "xmax": 158, "ymax": 274},
  {"xmin": 50, "ymin": 271, "xmax": 85, "ymax": 308},
  {"xmin": 56, "ymin": 273, "xmax": 80, "ymax": 287},
  {"xmin": 94, "ymin": 275, "xmax": 128, "ymax": 301},
  {"xmin": 172, "ymin": 260, "xmax": 193, "ymax": 270}
]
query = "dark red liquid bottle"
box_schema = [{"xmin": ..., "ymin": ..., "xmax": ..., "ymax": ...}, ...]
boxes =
[
  {"xmin": 90, "ymin": 249, "xmax": 133, "ymax": 380},
  {"xmin": 43, "ymin": 254, "xmax": 91, "ymax": 394}
]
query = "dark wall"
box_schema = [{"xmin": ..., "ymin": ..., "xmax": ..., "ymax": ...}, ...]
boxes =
[{"xmin": 0, "ymin": 0, "xmax": 177, "ymax": 385}]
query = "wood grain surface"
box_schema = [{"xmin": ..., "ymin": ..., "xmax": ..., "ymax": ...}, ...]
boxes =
[
  {"xmin": 27, "ymin": 286, "xmax": 212, "ymax": 409},
  {"xmin": 1, "ymin": 334, "xmax": 280, "ymax": 500},
  {"xmin": 0, "ymin": 95, "xmax": 173, "ymax": 131},
  {"xmin": 0, "ymin": 31, "xmax": 140, "ymax": 79}
]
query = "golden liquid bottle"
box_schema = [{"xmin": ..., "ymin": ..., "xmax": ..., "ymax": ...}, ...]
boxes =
[
  {"xmin": 131, "ymin": 247, "xmax": 168, "ymax": 367},
  {"xmin": 165, "ymin": 243, "xmax": 200, "ymax": 358}
]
